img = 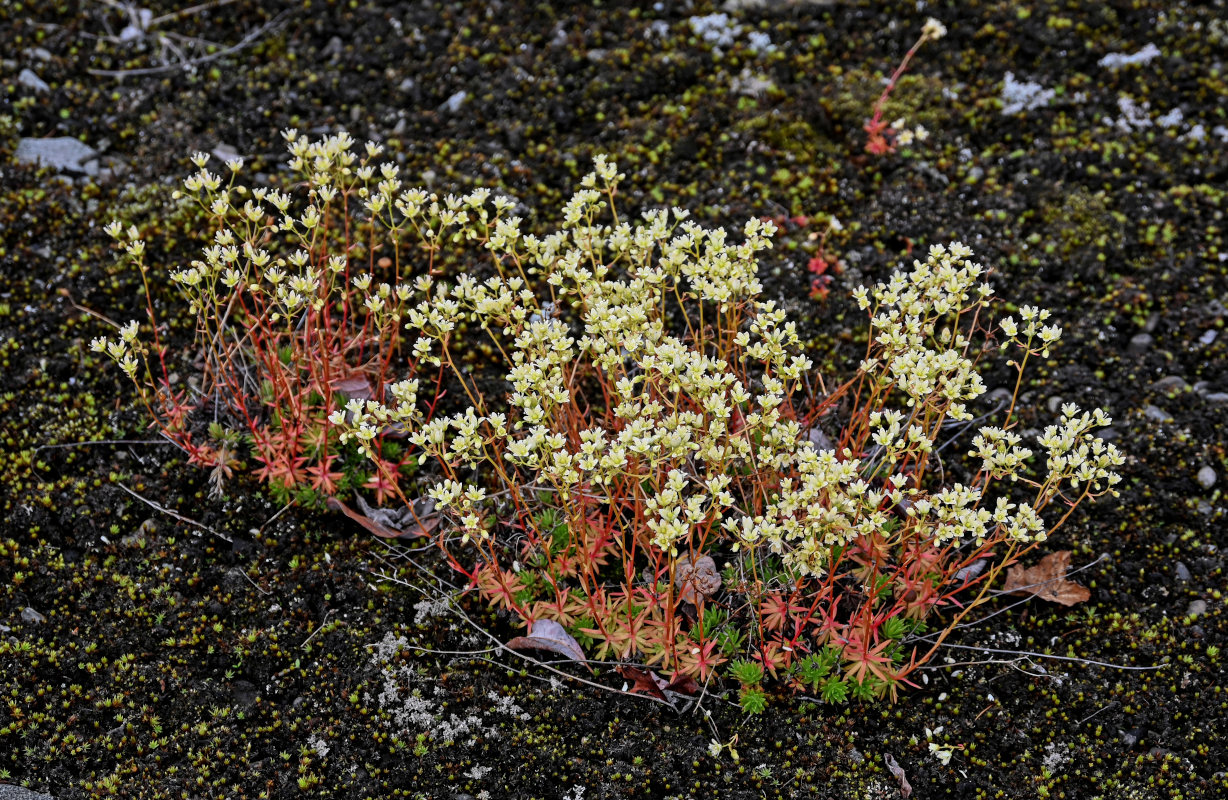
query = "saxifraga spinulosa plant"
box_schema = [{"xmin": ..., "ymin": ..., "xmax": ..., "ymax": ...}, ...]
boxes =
[{"xmin": 96, "ymin": 133, "xmax": 1124, "ymax": 707}]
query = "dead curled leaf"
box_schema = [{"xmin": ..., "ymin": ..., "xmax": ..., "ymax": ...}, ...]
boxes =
[
  {"xmin": 616, "ymin": 665, "xmax": 700, "ymax": 702},
  {"xmin": 506, "ymin": 619, "xmax": 588, "ymax": 664},
  {"xmin": 327, "ymin": 495, "xmax": 439, "ymax": 539},
  {"xmin": 1003, "ymin": 550, "xmax": 1091, "ymax": 606},
  {"xmin": 331, "ymin": 374, "xmax": 374, "ymax": 399},
  {"xmin": 675, "ymin": 554, "xmax": 722, "ymax": 605},
  {"xmin": 884, "ymin": 753, "xmax": 912, "ymax": 799}
]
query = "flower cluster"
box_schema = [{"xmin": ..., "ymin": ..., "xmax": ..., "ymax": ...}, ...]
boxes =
[
  {"xmin": 328, "ymin": 155, "xmax": 1123, "ymax": 694},
  {"xmin": 103, "ymin": 137, "xmax": 1125, "ymax": 704}
]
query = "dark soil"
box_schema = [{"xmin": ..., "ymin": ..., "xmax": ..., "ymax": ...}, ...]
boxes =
[{"xmin": 2, "ymin": 1, "xmax": 1225, "ymax": 798}]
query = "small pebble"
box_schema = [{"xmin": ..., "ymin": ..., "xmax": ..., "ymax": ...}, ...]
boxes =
[
  {"xmin": 1205, "ymin": 392, "xmax": 1228, "ymax": 405},
  {"xmin": 1197, "ymin": 466, "xmax": 1216, "ymax": 489},
  {"xmin": 18, "ymin": 68, "xmax": 50, "ymax": 93},
  {"xmin": 1201, "ymin": 330, "xmax": 1218, "ymax": 345},
  {"xmin": 21, "ymin": 607, "xmax": 46, "ymax": 624},
  {"xmin": 1186, "ymin": 599, "xmax": 1207, "ymax": 617},
  {"xmin": 1174, "ymin": 562, "xmax": 1192, "ymax": 582},
  {"xmin": 1047, "ymin": 395, "xmax": 1064, "ymax": 413},
  {"xmin": 1151, "ymin": 375, "xmax": 1188, "ymax": 393},
  {"xmin": 987, "ymin": 387, "xmax": 1013, "ymax": 405},
  {"xmin": 1128, "ymin": 333, "xmax": 1153, "ymax": 354},
  {"xmin": 15, "ymin": 136, "xmax": 98, "ymax": 173},
  {"xmin": 1144, "ymin": 404, "xmax": 1172, "ymax": 422}
]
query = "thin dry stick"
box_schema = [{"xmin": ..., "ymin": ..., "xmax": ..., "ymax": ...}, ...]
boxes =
[
  {"xmin": 88, "ymin": 11, "xmax": 290, "ymax": 77},
  {"xmin": 915, "ymin": 642, "xmax": 1164, "ymax": 673},
  {"xmin": 300, "ymin": 610, "xmax": 335, "ymax": 648},
  {"xmin": 116, "ymin": 481, "xmax": 232, "ymax": 542}
]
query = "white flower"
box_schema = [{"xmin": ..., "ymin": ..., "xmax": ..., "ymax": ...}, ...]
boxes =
[{"xmin": 922, "ymin": 17, "xmax": 947, "ymax": 41}]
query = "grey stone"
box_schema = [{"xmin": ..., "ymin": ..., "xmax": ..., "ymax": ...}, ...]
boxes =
[
  {"xmin": 440, "ymin": 90, "xmax": 468, "ymax": 114},
  {"xmin": 1047, "ymin": 395, "xmax": 1064, "ymax": 413},
  {"xmin": 1151, "ymin": 375, "xmax": 1188, "ymax": 393},
  {"xmin": 211, "ymin": 142, "xmax": 241, "ymax": 164},
  {"xmin": 1186, "ymin": 599, "xmax": 1207, "ymax": 617},
  {"xmin": 21, "ymin": 607, "xmax": 45, "ymax": 624},
  {"xmin": 1200, "ymin": 329, "xmax": 1219, "ymax": 345},
  {"xmin": 1143, "ymin": 404, "xmax": 1172, "ymax": 422},
  {"xmin": 1174, "ymin": 562, "xmax": 1192, "ymax": 582},
  {"xmin": 1128, "ymin": 333, "xmax": 1153, "ymax": 354},
  {"xmin": 17, "ymin": 68, "xmax": 50, "ymax": 93},
  {"xmin": 1197, "ymin": 466, "xmax": 1217, "ymax": 490},
  {"xmin": 1205, "ymin": 392, "xmax": 1228, "ymax": 405},
  {"xmin": 0, "ymin": 785, "xmax": 55, "ymax": 800},
  {"xmin": 15, "ymin": 137, "xmax": 99, "ymax": 174},
  {"xmin": 987, "ymin": 387, "xmax": 1013, "ymax": 405}
]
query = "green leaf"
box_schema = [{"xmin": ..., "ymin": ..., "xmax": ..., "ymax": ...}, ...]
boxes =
[
  {"xmin": 820, "ymin": 675, "xmax": 849, "ymax": 704},
  {"xmin": 739, "ymin": 686, "xmax": 768, "ymax": 715},
  {"xmin": 729, "ymin": 659, "xmax": 764, "ymax": 685}
]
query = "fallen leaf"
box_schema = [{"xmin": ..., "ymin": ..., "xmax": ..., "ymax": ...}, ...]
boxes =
[
  {"xmin": 327, "ymin": 495, "xmax": 439, "ymax": 539},
  {"xmin": 664, "ymin": 673, "xmax": 700, "ymax": 695},
  {"xmin": 808, "ymin": 426, "xmax": 834, "ymax": 451},
  {"xmin": 331, "ymin": 374, "xmax": 374, "ymax": 399},
  {"xmin": 1003, "ymin": 550, "xmax": 1090, "ymax": 606},
  {"xmin": 884, "ymin": 753, "xmax": 912, "ymax": 798},
  {"xmin": 617, "ymin": 665, "xmax": 669, "ymax": 702},
  {"xmin": 954, "ymin": 558, "xmax": 990, "ymax": 584},
  {"xmin": 675, "ymin": 554, "xmax": 722, "ymax": 605},
  {"xmin": 506, "ymin": 619, "xmax": 587, "ymax": 664}
]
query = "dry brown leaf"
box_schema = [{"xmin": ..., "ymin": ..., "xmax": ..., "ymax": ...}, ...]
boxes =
[
  {"xmin": 884, "ymin": 753, "xmax": 912, "ymax": 799},
  {"xmin": 331, "ymin": 374, "xmax": 374, "ymax": 399},
  {"xmin": 675, "ymin": 554, "xmax": 722, "ymax": 605},
  {"xmin": 1003, "ymin": 550, "xmax": 1091, "ymax": 606},
  {"xmin": 506, "ymin": 619, "xmax": 587, "ymax": 664},
  {"xmin": 617, "ymin": 665, "xmax": 669, "ymax": 701},
  {"xmin": 327, "ymin": 496, "xmax": 439, "ymax": 539}
]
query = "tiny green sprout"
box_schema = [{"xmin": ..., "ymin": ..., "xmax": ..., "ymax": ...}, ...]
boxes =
[
  {"xmin": 729, "ymin": 659, "xmax": 765, "ymax": 686},
  {"xmin": 1207, "ymin": 645, "xmax": 1220, "ymax": 659},
  {"xmin": 881, "ymin": 616, "xmax": 910, "ymax": 640},
  {"xmin": 820, "ymin": 676, "xmax": 849, "ymax": 704},
  {"xmin": 738, "ymin": 686, "xmax": 768, "ymax": 715},
  {"xmin": 794, "ymin": 653, "xmax": 832, "ymax": 690}
]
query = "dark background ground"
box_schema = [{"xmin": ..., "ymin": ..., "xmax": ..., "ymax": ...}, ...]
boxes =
[{"xmin": 1, "ymin": 1, "xmax": 1225, "ymax": 798}]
